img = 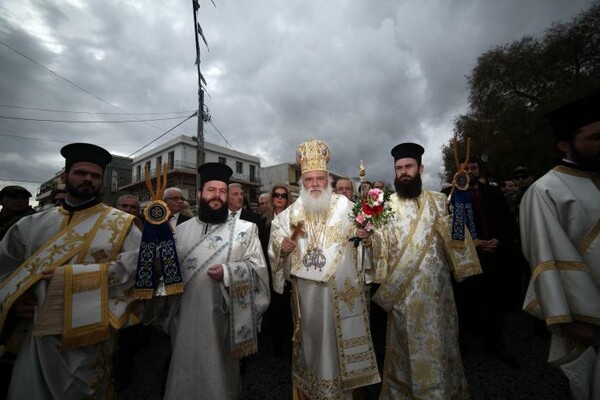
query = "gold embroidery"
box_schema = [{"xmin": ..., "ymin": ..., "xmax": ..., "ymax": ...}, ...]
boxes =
[
  {"xmin": 100, "ymin": 211, "xmax": 128, "ymax": 247},
  {"xmin": 294, "ymin": 364, "xmax": 342, "ymax": 400},
  {"xmin": 338, "ymin": 277, "xmax": 362, "ymax": 311},
  {"xmin": 343, "ymin": 336, "xmax": 370, "ymax": 349},
  {"xmin": 578, "ymin": 220, "xmax": 600, "ymax": 255},
  {"xmin": 72, "ymin": 271, "xmax": 102, "ymax": 293},
  {"xmin": 531, "ymin": 260, "xmax": 588, "ymax": 281},
  {"xmin": 92, "ymin": 249, "xmax": 109, "ymax": 263},
  {"xmin": 346, "ymin": 351, "xmax": 371, "ymax": 364}
]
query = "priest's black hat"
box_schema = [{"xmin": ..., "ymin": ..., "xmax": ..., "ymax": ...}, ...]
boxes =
[
  {"xmin": 0, "ymin": 185, "xmax": 32, "ymax": 199},
  {"xmin": 391, "ymin": 143, "xmax": 425, "ymax": 163},
  {"xmin": 61, "ymin": 143, "xmax": 112, "ymax": 171},
  {"xmin": 545, "ymin": 92, "xmax": 600, "ymax": 142},
  {"xmin": 198, "ymin": 162, "xmax": 233, "ymax": 188}
]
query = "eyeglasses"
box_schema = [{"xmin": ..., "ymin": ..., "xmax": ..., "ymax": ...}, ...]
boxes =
[
  {"xmin": 272, "ymin": 192, "xmax": 288, "ymax": 199},
  {"xmin": 164, "ymin": 196, "xmax": 185, "ymax": 201}
]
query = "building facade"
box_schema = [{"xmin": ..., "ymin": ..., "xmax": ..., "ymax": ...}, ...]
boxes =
[{"xmin": 119, "ymin": 135, "xmax": 262, "ymax": 208}]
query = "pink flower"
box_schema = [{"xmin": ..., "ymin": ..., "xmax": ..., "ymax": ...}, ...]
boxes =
[
  {"xmin": 365, "ymin": 222, "xmax": 374, "ymax": 232},
  {"xmin": 356, "ymin": 213, "xmax": 365, "ymax": 225}
]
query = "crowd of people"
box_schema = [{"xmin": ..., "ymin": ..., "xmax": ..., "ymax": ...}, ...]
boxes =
[{"xmin": 0, "ymin": 92, "xmax": 598, "ymax": 399}]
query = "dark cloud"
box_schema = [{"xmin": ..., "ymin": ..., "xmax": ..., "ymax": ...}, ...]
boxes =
[{"xmin": 0, "ymin": 0, "xmax": 594, "ymax": 202}]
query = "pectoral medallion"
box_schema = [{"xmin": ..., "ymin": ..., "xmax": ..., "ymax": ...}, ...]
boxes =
[{"xmin": 302, "ymin": 248, "xmax": 327, "ymax": 271}]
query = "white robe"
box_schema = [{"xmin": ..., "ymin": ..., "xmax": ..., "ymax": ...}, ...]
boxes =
[
  {"xmin": 162, "ymin": 216, "xmax": 270, "ymax": 400},
  {"xmin": 0, "ymin": 204, "xmax": 141, "ymax": 400},
  {"xmin": 269, "ymin": 194, "xmax": 379, "ymax": 399},
  {"xmin": 520, "ymin": 165, "xmax": 600, "ymax": 400},
  {"xmin": 372, "ymin": 191, "xmax": 468, "ymax": 399}
]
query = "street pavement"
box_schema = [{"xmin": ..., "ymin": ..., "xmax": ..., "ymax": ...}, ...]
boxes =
[{"xmin": 117, "ymin": 310, "xmax": 570, "ymax": 400}]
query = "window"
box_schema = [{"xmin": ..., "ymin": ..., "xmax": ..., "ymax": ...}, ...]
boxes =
[
  {"xmin": 168, "ymin": 151, "xmax": 175, "ymax": 170},
  {"xmin": 136, "ymin": 165, "xmax": 142, "ymax": 181},
  {"xmin": 249, "ymin": 165, "xmax": 256, "ymax": 182},
  {"xmin": 145, "ymin": 160, "xmax": 151, "ymax": 174},
  {"xmin": 236, "ymin": 161, "xmax": 243, "ymax": 174},
  {"xmin": 218, "ymin": 157, "xmax": 226, "ymax": 165},
  {"xmin": 156, "ymin": 156, "xmax": 162, "ymax": 170}
]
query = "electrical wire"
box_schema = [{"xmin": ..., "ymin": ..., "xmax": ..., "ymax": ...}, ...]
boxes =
[
  {"xmin": 0, "ymin": 104, "xmax": 196, "ymax": 115},
  {"xmin": 0, "ymin": 133, "xmax": 138, "ymax": 146},
  {"xmin": 0, "ymin": 115, "xmax": 189, "ymax": 123},
  {"xmin": 127, "ymin": 112, "xmax": 197, "ymax": 157}
]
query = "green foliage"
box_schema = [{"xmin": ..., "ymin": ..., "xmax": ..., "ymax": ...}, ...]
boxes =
[{"xmin": 443, "ymin": 4, "xmax": 600, "ymax": 183}]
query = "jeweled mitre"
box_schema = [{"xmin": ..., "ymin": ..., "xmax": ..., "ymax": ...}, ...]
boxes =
[{"xmin": 296, "ymin": 139, "xmax": 331, "ymax": 174}]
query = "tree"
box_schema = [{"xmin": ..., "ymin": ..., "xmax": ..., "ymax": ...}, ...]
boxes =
[{"xmin": 443, "ymin": 4, "xmax": 600, "ymax": 183}]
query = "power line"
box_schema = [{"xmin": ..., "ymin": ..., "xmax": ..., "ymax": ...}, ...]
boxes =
[
  {"xmin": 0, "ymin": 39, "xmax": 185, "ymax": 134},
  {"xmin": 0, "ymin": 40, "xmax": 127, "ymax": 113},
  {"xmin": 128, "ymin": 112, "xmax": 197, "ymax": 157},
  {"xmin": 207, "ymin": 120, "xmax": 233, "ymax": 148},
  {"xmin": 0, "ymin": 133, "xmax": 138, "ymax": 146},
  {"xmin": 0, "ymin": 115, "xmax": 189, "ymax": 123},
  {"xmin": 0, "ymin": 104, "xmax": 196, "ymax": 115}
]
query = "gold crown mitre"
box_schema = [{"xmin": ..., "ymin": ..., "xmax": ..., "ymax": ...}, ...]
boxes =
[{"xmin": 296, "ymin": 139, "xmax": 331, "ymax": 174}]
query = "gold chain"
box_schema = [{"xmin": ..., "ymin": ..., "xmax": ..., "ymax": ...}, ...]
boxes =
[{"xmin": 306, "ymin": 212, "xmax": 327, "ymax": 251}]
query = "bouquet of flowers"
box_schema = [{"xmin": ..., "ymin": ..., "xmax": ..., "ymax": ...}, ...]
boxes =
[{"xmin": 349, "ymin": 188, "xmax": 394, "ymax": 246}]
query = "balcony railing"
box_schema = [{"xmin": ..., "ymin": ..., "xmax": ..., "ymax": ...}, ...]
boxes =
[{"xmin": 133, "ymin": 160, "xmax": 196, "ymax": 182}]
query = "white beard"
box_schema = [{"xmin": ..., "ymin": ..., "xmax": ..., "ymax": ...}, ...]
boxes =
[{"xmin": 300, "ymin": 183, "xmax": 333, "ymax": 214}]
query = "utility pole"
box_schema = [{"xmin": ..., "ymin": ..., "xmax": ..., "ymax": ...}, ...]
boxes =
[{"xmin": 192, "ymin": 0, "xmax": 207, "ymax": 196}]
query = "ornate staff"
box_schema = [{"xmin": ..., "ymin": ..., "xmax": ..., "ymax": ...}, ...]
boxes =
[
  {"xmin": 358, "ymin": 160, "xmax": 366, "ymax": 198},
  {"xmin": 448, "ymin": 137, "xmax": 479, "ymax": 248},
  {"xmin": 133, "ymin": 162, "xmax": 184, "ymax": 298},
  {"xmin": 350, "ymin": 160, "xmax": 367, "ymax": 247}
]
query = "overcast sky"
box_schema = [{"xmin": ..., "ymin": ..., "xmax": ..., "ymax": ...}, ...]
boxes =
[{"xmin": 0, "ymin": 0, "xmax": 596, "ymax": 201}]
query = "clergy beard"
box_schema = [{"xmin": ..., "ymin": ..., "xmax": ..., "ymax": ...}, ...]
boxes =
[
  {"xmin": 65, "ymin": 177, "xmax": 100, "ymax": 201},
  {"xmin": 198, "ymin": 198, "xmax": 228, "ymax": 224},
  {"xmin": 300, "ymin": 184, "xmax": 333, "ymax": 214},
  {"xmin": 394, "ymin": 173, "xmax": 423, "ymax": 199}
]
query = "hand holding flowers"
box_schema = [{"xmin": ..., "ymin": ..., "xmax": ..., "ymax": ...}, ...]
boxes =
[{"xmin": 349, "ymin": 188, "xmax": 394, "ymax": 246}]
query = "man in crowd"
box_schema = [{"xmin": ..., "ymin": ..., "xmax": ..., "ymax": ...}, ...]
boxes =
[
  {"xmin": 228, "ymin": 182, "xmax": 261, "ymax": 225},
  {"xmin": 269, "ymin": 139, "xmax": 379, "ymax": 399},
  {"xmin": 373, "ymin": 180, "xmax": 386, "ymax": 190},
  {"xmin": 458, "ymin": 156, "xmax": 520, "ymax": 366},
  {"xmin": 334, "ymin": 177, "xmax": 355, "ymax": 201},
  {"xmin": 520, "ymin": 92, "xmax": 600, "ymax": 400},
  {"xmin": 164, "ymin": 187, "xmax": 190, "ymax": 228},
  {"xmin": 117, "ymin": 194, "xmax": 144, "ymax": 232},
  {"xmin": 50, "ymin": 188, "xmax": 67, "ymax": 207},
  {"xmin": 500, "ymin": 180, "xmax": 516, "ymax": 195},
  {"xmin": 511, "ymin": 166, "xmax": 534, "ymax": 225},
  {"xmin": 0, "ymin": 143, "xmax": 141, "ymax": 399},
  {"xmin": 158, "ymin": 162, "xmax": 270, "ymax": 399},
  {"xmin": 372, "ymin": 143, "xmax": 469, "ymax": 399},
  {"xmin": 0, "ymin": 186, "xmax": 35, "ymax": 240},
  {"xmin": 258, "ymin": 193, "xmax": 271, "ymax": 217},
  {"xmin": 118, "ymin": 194, "xmax": 140, "ymax": 216},
  {"xmin": 115, "ymin": 193, "xmax": 144, "ymax": 390}
]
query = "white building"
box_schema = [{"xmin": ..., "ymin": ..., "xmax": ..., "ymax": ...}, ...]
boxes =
[{"xmin": 119, "ymin": 135, "xmax": 262, "ymax": 206}]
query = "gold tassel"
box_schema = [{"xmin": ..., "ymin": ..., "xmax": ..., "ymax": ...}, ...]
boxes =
[
  {"xmin": 60, "ymin": 327, "xmax": 110, "ymax": 351},
  {"xmin": 450, "ymin": 240, "xmax": 466, "ymax": 249},
  {"xmin": 72, "ymin": 276, "xmax": 101, "ymax": 293},
  {"xmin": 132, "ymin": 288, "xmax": 155, "ymax": 299},
  {"xmin": 233, "ymin": 283, "xmax": 251, "ymax": 298},
  {"xmin": 230, "ymin": 341, "xmax": 258, "ymax": 359},
  {"xmin": 164, "ymin": 283, "xmax": 184, "ymax": 296}
]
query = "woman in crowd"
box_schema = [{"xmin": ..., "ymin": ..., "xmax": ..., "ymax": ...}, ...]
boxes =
[{"xmin": 264, "ymin": 184, "xmax": 293, "ymax": 358}]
